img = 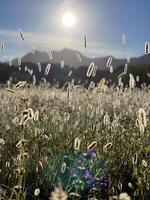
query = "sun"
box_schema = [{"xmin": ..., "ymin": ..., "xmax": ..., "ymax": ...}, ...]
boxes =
[{"xmin": 62, "ymin": 11, "xmax": 77, "ymax": 28}]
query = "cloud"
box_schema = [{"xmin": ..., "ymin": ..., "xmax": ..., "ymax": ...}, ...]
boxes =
[
  {"xmin": 0, "ymin": 28, "xmax": 81, "ymax": 49},
  {"xmin": 0, "ymin": 29, "xmax": 18, "ymax": 37},
  {"xmin": 0, "ymin": 28, "xmax": 138, "ymax": 61}
]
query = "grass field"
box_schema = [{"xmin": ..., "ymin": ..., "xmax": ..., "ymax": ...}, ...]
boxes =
[{"xmin": 0, "ymin": 82, "xmax": 149, "ymax": 200}]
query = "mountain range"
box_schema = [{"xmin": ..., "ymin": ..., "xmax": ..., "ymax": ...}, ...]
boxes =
[{"xmin": 11, "ymin": 48, "xmax": 150, "ymax": 70}]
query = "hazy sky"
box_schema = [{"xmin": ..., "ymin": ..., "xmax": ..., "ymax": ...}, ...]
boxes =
[{"xmin": 0, "ymin": 0, "xmax": 150, "ymax": 61}]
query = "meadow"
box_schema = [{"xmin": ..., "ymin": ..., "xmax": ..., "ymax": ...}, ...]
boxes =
[{"xmin": 0, "ymin": 79, "xmax": 149, "ymax": 200}]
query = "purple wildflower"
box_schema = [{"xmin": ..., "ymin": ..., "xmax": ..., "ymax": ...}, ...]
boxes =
[
  {"xmin": 77, "ymin": 154, "xmax": 84, "ymax": 164},
  {"xmin": 99, "ymin": 175, "xmax": 109, "ymax": 190},
  {"xmin": 83, "ymin": 172, "xmax": 94, "ymax": 185},
  {"xmin": 84, "ymin": 172, "xmax": 93, "ymax": 180},
  {"xmin": 88, "ymin": 149, "xmax": 96, "ymax": 159},
  {"xmin": 71, "ymin": 168, "xmax": 78, "ymax": 177}
]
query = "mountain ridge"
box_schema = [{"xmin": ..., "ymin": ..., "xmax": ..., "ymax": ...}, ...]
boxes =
[{"xmin": 9, "ymin": 48, "xmax": 150, "ymax": 70}]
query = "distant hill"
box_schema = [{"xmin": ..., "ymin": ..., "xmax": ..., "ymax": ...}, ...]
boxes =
[
  {"xmin": 1, "ymin": 48, "xmax": 150, "ymax": 88},
  {"xmin": 10, "ymin": 48, "xmax": 150, "ymax": 70}
]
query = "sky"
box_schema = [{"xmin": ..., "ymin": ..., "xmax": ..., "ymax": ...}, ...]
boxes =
[{"xmin": 0, "ymin": 0, "xmax": 150, "ymax": 61}]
